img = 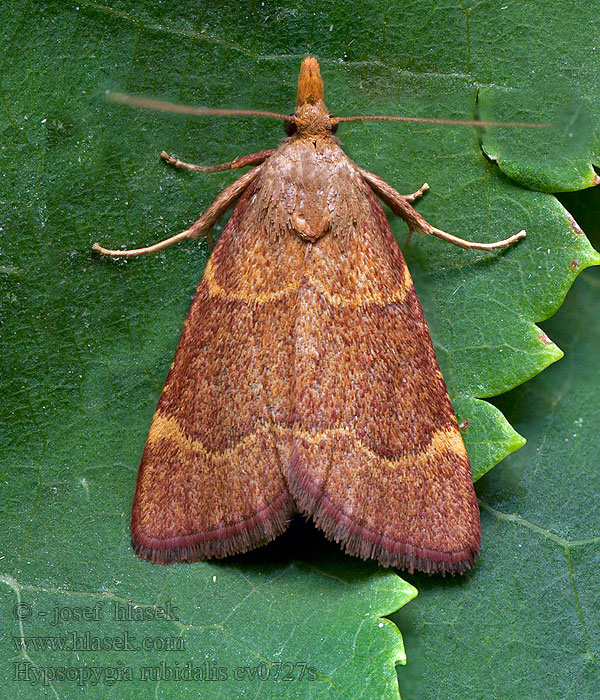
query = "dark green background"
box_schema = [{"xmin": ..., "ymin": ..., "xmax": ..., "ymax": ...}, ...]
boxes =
[{"xmin": 1, "ymin": 2, "xmax": 598, "ymax": 698}]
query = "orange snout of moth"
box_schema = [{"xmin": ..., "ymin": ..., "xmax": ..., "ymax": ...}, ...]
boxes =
[{"xmin": 95, "ymin": 57, "xmax": 533, "ymax": 574}]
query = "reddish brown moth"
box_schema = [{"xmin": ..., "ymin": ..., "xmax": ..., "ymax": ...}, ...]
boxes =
[{"xmin": 95, "ymin": 57, "xmax": 529, "ymax": 575}]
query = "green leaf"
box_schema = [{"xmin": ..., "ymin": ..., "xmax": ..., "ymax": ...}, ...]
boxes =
[
  {"xmin": 0, "ymin": 552, "xmax": 416, "ymax": 698},
  {"xmin": 479, "ymin": 85, "xmax": 599, "ymax": 192},
  {"xmin": 394, "ymin": 187, "xmax": 600, "ymax": 699},
  {"xmin": 1, "ymin": 2, "xmax": 598, "ymax": 699}
]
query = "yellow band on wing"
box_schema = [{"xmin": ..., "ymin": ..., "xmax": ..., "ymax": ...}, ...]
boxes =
[
  {"xmin": 204, "ymin": 257, "xmax": 412, "ymax": 307},
  {"xmin": 146, "ymin": 412, "xmax": 466, "ymax": 468},
  {"xmin": 303, "ymin": 262, "xmax": 411, "ymax": 307}
]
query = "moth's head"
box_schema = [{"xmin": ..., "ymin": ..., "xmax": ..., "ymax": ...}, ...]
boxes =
[{"xmin": 285, "ymin": 57, "xmax": 338, "ymax": 139}]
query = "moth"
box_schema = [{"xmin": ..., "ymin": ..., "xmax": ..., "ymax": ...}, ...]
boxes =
[{"xmin": 95, "ymin": 57, "xmax": 529, "ymax": 574}]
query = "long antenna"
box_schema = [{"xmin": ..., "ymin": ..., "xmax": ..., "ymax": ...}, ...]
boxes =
[
  {"xmin": 107, "ymin": 91, "xmax": 550, "ymax": 129},
  {"xmin": 107, "ymin": 92, "xmax": 297, "ymax": 123},
  {"xmin": 333, "ymin": 115, "xmax": 551, "ymax": 128}
]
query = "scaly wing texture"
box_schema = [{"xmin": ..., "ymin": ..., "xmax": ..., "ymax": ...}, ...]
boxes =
[
  {"xmin": 131, "ymin": 184, "xmax": 304, "ymax": 563},
  {"xmin": 286, "ymin": 186, "xmax": 481, "ymax": 575}
]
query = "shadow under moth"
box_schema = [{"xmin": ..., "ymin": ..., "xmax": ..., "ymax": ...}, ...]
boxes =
[{"xmin": 95, "ymin": 57, "xmax": 531, "ymax": 574}]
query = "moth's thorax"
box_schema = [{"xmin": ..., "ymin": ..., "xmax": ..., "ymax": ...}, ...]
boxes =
[
  {"xmin": 248, "ymin": 135, "xmax": 367, "ymax": 244},
  {"xmin": 243, "ymin": 57, "xmax": 364, "ymax": 243}
]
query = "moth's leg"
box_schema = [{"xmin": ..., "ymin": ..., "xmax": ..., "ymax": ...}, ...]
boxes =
[
  {"xmin": 360, "ymin": 168, "xmax": 526, "ymax": 251},
  {"xmin": 401, "ymin": 181, "xmax": 428, "ymax": 247},
  {"xmin": 402, "ymin": 181, "xmax": 429, "ymax": 245},
  {"xmin": 93, "ymin": 163, "xmax": 264, "ymax": 258},
  {"xmin": 402, "ymin": 182, "xmax": 429, "ymax": 203},
  {"xmin": 160, "ymin": 149, "xmax": 276, "ymax": 173}
]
